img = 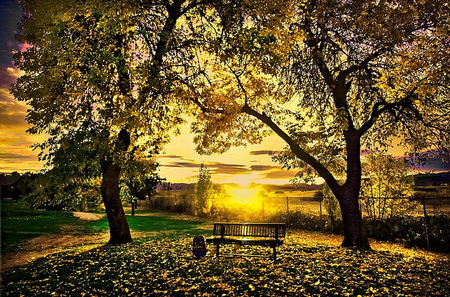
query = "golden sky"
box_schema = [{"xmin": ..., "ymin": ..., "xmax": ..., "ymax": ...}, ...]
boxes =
[
  {"xmin": 0, "ymin": 1, "xmax": 45, "ymax": 173},
  {"xmin": 156, "ymin": 124, "xmax": 295, "ymax": 185}
]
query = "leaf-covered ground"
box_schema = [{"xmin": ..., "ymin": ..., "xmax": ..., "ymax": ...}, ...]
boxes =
[{"xmin": 2, "ymin": 229, "xmax": 449, "ymax": 297}]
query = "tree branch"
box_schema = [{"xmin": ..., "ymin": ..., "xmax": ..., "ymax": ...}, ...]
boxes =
[
  {"xmin": 358, "ymin": 87, "xmax": 419, "ymax": 136},
  {"xmin": 337, "ymin": 47, "xmax": 389, "ymax": 83},
  {"xmin": 241, "ymin": 104, "xmax": 340, "ymax": 190}
]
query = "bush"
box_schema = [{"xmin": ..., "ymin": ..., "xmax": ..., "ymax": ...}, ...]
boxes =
[
  {"xmin": 427, "ymin": 214, "xmax": 450, "ymax": 252},
  {"xmin": 363, "ymin": 215, "xmax": 450, "ymax": 252},
  {"xmin": 268, "ymin": 210, "xmax": 340, "ymax": 233},
  {"xmin": 363, "ymin": 216, "xmax": 423, "ymax": 247},
  {"xmin": 268, "ymin": 210, "xmax": 450, "ymax": 252}
]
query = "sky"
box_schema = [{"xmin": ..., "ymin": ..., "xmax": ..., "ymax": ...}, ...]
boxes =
[
  {"xmin": 0, "ymin": 0, "xmax": 448, "ymax": 185},
  {"xmin": 0, "ymin": 0, "xmax": 47, "ymax": 174}
]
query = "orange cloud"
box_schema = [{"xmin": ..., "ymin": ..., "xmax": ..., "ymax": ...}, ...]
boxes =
[
  {"xmin": 250, "ymin": 165, "xmax": 279, "ymax": 171},
  {"xmin": 264, "ymin": 169, "xmax": 297, "ymax": 179}
]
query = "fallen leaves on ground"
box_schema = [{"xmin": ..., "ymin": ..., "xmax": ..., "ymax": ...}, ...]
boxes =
[{"xmin": 2, "ymin": 230, "xmax": 449, "ymax": 296}]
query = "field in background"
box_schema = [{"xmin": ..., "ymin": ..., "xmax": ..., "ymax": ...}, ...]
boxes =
[{"xmin": 146, "ymin": 184, "xmax": 450, "ymax": 223}]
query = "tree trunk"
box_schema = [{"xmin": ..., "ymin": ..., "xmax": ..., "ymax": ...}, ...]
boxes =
[
  {"xmin": 101, "ymin": 160, "xmax": 132, "ymax": 244},
  {"xmin": 337, "ymin": 130, "xmax": 371, "ymax": 248},
  {"xmin": 337, "ymin": 189, "xmax": 371, "ymax": 249}
]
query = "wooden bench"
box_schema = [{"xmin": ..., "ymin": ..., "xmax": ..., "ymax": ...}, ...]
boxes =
[{"xmin": 206, "ymin": 223, "xmax": 286, "ymax": 260}]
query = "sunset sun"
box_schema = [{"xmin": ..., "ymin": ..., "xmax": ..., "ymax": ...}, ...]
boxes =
[{"xmin": 226, "ymin": 186, "xmax": 261, "ymax": 206}]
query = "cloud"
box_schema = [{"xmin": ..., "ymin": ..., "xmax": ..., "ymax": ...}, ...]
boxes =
[
  {"xmin": 250, "ymin": 165, "xmax": 279, "ymax": 171},
  {"xmin": 209, "ymin": 162, "xmax": 250, "ymax": 175},
  {"xmin": 19, "ymin": 43, "xmax": 32, "ymax": 52},
  {"xmin": 0, "ymin": 152, "xmax": 35, "ymax": 160},
  {"xmin": 158, "ymin": 155, "xmax": 184, "ymax": 159},
  {"xmin": 0, "ymin": 93, "xmax": 28, "ymax": 128},
  {"xmin": 264, "ymin": 169, "xmax": 297, "ymax": 179},
  {"xmin": 162, "ymin": 159, "xmax": 251, "ymax": 175},
  {"xmin": 249, "ymin": 150, "xmax": 274, "ymax": 155},
  {"xmin": 164, "ymin": 161, "xmax": 200, "ymax": 168},
  {"xmin": 0, "ymin": 67, "xmax": 23, "ymax": 89}
]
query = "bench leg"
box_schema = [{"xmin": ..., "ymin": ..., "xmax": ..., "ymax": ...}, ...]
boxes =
[
  {"xmin": 215, "ymin": 243, "xmax": 220, "ymax": 257},
  {"xmin": 272, "ymin": 245, "xmax": 277, "ymax": 261}
]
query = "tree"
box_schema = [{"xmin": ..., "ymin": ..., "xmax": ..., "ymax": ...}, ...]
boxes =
[
  {"xmin": 11, "ymin": 0, "xmax": 209, "ymax": 244},
  {"xmin": 195, "ymin": 163, "xmax": 212, "ymax": 216},
  {"xmin": 321, "ymin": 184, "xmax": 342, "ymax": 233},
  {"xmin": 183, "ymin": 0, "xmax": 450, "ymax": 248},
  {"xmin": 360, "ymin": 153, "xmax": 415, "ymax": 221}
]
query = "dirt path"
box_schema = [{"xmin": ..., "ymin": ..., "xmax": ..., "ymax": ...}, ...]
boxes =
[
  {"xmin": 1, "ymin": 212, "xmax": 108, "ymax": 270},
  {"xmin": 72, "ymin": 212, "xmax": 105, "ymax": 220}
]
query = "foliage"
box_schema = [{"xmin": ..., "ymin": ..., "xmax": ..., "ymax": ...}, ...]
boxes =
[
  {"xmin": 187, "ymin": 0, "xmax": 450, "ymax": 178},
  {"xmin": 360, "ymin": 153, "xmax": 416, "ymax": 220},
  {"xmin": 2, "ymin": 228, "xmax": 449, "ymax": 296},
  {"xmin": 22, "ymin": 171, "xmax": 102, "ymax": 211},
  {"xmin": 320, "ymin": 183, "xmax": 342, "ymax": 232},
  {"xmin": 21, "ymin": 162, "xmax": 160, "ymax": 211},
  {"xmin": 269, "ymin": 210, "xmax": 326, "ymax": 232},
  {"xmin": 148, "ymin": 193, "xmax": 190, "ymax": 214},
  {"xmin": 3, "ymin": 172, "xmax": 35, "ymax": 200},
  {"xmin": 150, "ymin": 185, "xmax": 267, "ymax": 222},
  {"xmin": 10, "ymin": 0, "xmax": 217, "ymax": 177},
  {"xmin": 195, "ymin": 164, "xmax": 213, "ymax": 216}
]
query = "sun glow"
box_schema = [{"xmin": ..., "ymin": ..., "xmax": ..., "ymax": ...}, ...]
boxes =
[{"xmin": 225, "ymin": 186, "xmax": 261, "ymax": 206}]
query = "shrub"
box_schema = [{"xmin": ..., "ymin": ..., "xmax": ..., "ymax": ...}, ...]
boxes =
[
  {"xmin": 268, "ymin": 210, "xmax": 450, "ymax": 252},
  {"xmin": 268, "ymin": 210, "xmax": 340, "ymax": 233},
  {"xmin": 360, "ymin": 215, "xmax": 450, "ymax": 252}
]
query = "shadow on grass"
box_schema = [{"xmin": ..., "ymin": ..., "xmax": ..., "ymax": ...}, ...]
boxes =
[{"xmin": 1, "ymin": 201, "xmax": 209, "ymax": 254}]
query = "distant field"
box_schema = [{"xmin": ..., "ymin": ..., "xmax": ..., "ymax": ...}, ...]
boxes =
[{"xmin": 151, "ymin": 187, "xmax": 450, "ymax": 221}]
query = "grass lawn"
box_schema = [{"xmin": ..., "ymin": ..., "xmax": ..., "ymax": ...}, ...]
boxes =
[
  {"xmin": 1, "ymin": 201, "xmax": 207, "ymax": 254},
  {"xmin": 1, "ymin": 201, "xmax": 449, "ymax": 296},
  {"xmin": 1, "ymin": 200, "xmax": 94, "ymax": 254}
]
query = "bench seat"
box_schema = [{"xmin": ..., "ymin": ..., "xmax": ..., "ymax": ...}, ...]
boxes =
[
  {"xmin": 206, "ymin": 223, "xmax": 286, "ymax": 260},
  {"xmin": 206, "ymin": 237, "xmax": 284, "ymax": 246}
]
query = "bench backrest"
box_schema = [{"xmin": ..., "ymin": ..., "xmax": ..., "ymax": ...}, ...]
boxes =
[{"xmin": 212, "ymin": 223, "xmax": 286, "ymax": 239}]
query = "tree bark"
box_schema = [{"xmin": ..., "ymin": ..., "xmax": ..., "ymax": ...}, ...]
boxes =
[
  {"xmin": 337, "ymin": 189, "xmax": 370, "ymax": 248},
  {"xmin": 337, "ymin": 131, "xmax": 371, "ymax": 249},
  {"xmin": 101, "ymin": 160, "xmax": 132, "ymax": 244}
]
